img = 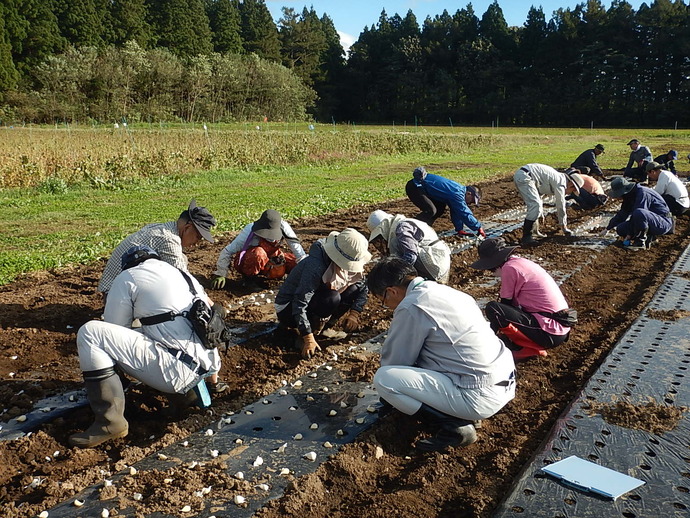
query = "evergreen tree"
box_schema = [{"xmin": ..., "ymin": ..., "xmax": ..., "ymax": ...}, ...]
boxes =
[
  {"xmin": 315, "ymin": 12, "xmax": 345, "ymax": 120},
  {"xmin": 0, "ymin": 4, "xmax": 20, "ymax": 90},
  {"xmin": 278, "ymin": 7, "xmax": 327, "ymax": 87},
  {"xmin": 237, "ymin": 0, "xmax": 281, "ymax": 62},
  {"xmin": 12, "ymin": 0, "xmax": 66, "ymax": 79},
  {"xmin": 109, "ymin": 0, "xmax": 153, "ymax": 47},
  {"xmin": 53, "ymin": 0, "xmax": 107, "ymax": 47},
  {"xmin": 146, "ymin": 0, "xmax": 213, "ymax": 57},
  {"xmin": 206, "ymin": 0, "xmax": 243, "ymax": 54}
]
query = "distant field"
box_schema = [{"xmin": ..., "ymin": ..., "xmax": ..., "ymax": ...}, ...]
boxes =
[{"xmin": 1, "ymin": 123, "xmax": 688, "ymax": 284}]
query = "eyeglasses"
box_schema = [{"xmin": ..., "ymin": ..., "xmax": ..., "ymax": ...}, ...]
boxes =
[{"xmin": 377, "ymin": 288, "xmax": 391, "ymax": 307}]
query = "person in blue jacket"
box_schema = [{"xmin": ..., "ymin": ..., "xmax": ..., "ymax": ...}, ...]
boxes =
[
  {"xmin": 405, "ymin": 167, "xmax": 486, "ymax": 238},
  {"xmin": 602, "ymin": 177, "xmax": 673, "ymax": 250}
]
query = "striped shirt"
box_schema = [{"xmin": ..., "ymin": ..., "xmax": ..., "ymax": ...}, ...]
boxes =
[{"xmin": 98, "ymin": 221, "xmax": 188, "ymax": 293}]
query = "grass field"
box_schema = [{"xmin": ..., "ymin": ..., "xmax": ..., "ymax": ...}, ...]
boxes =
[{"xmin": 2, "ymin": 123, "xmax": 688, "ymax": 285}]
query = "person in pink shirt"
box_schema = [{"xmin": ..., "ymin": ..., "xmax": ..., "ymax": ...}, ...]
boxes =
[
  {"xmin": 564, "ymin": 167, "xmax": 608, "ymax": 210},
  {"xmin": 471, "ymin": 238, "xmax": 572, "ymax": 359}
]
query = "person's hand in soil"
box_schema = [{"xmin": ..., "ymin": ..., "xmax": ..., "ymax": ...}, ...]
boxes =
[
  {"xmin": 301, "ymin": 333, "xmax": 321, "ymax": 359},
  {"xmin": 599, "ymin": 228, "xmax": 609, "ymax": 237},
  {"xmin": 563, "ymin": 227, "xmax": 573, "ymax": 236},
  {"xmin": 340, "ymin": 309, "xmax": 361, "ymax": 332}
]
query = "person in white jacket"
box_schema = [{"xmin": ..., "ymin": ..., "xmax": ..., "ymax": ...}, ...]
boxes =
[
  {"xmin": 366, "ymin": 210, "xmax": 451, "ymax": 283},
  {"xmin": 514, "ymin": 164, "xmax": 583, "ymax": 245},
  {"xmin": 71, "ymin": 246, "xmax": 222, "ymax": 448},
  {"xmin": 646, "ymin": 161, "xmax": 689, "ymax": 217},
  {"xmin": 212, "ymin": 210, "xmax": 306, "ymax": 288}
]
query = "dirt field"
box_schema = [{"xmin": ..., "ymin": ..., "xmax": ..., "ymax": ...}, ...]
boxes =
[{"xmin": 2, "ymin": 172, "xmax": 689, "ymax": 518}]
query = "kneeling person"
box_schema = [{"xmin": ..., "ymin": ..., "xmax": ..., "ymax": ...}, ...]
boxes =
[
  {"xmin": 70, "ymin": 246, "xmax": 223, "ymax": 448},
  {"xmin": 369, "ymin": 257, "xmax": 516, "ymax": 452}
]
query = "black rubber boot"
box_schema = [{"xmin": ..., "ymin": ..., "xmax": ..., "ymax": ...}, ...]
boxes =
[
  {"xmin": 69, "ymin": 368, "xmax": 129, "ymax": 448},
  {"xmin": 521, "ymin": 219, "xmax": 539, "ymax": 246},
  {"xmin": 413, "ymin": 403, "xmax": 477, "ymax": 452}
]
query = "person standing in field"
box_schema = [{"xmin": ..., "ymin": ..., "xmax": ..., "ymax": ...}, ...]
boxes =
[
  {"xmin": 405, "ymin": 167, "xmax": 486, "ymax": 238},
  {"xmin": 212, "ymin": 209, "xmax": 306, "ymax": 289},
  {"xmin": 571, "ymin": 143, "xmax": 606, "ymax": 178},
  {"xmin": 98, "ymin": 199, "xmax": 216, "ymax": 295},
  {"xmin": 513, "ymin": 164, "xmax": 582, "ymax": 245}
]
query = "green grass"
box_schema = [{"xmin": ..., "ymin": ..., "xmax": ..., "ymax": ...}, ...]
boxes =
[{"xmin": 2, "ymin": 126, "xmax": 688, "ymax": 285}]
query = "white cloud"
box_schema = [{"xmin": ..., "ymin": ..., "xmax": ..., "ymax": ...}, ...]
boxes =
[{"xmin": 338, "ymin": 31, "xmax": 356, "ymax": 55}]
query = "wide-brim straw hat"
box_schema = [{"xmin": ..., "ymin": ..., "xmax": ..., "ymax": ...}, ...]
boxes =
[
  {"xmin": 323, "ymin": 228, "xmax": 372, "ymax": 273},
  {"xmin": 470, "ymin": 237, "xmax": 519, "ymax": 271}
]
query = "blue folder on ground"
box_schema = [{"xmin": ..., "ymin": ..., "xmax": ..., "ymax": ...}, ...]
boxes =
[{"xmin": 541, "ymin": 455, "xmax": 645, "ymax": 500}]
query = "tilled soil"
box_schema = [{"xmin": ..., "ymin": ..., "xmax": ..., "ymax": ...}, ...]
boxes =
[{"xmin": 1, "ymin": 173, "xmax": 689, "ymax": 518}]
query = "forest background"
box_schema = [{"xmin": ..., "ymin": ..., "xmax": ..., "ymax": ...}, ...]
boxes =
[{"xmin": 0, "ymin": 0, "xmax": 689, "ymax": 127}]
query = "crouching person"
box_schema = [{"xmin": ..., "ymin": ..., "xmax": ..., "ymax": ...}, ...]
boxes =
[
  {"xmin": 275, "ymin": 228, "xmax": 372, "ymax": 359},
  {"xmin": 470, "ymin": 238, "xmax": 572, "ymax": 360},
  {"xmin": 70, "ymin": 246, "xmax": 222, "ymax": 448},
  {"xmin": 366, "ymin": 210, "xmax": 451, "ymax": 283},
  {"xmin": 368, "ymin": 257, "xmax": 516, "ymax": 452}
]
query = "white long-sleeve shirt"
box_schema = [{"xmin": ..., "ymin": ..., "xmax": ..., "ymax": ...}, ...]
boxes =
[
  {"xmin": 654, "ymin": 170, "xmax": 689, "ymax": 209},
  {"xmin": 105, "ymin": 259, "xmax": 221, "ymax": 375},
  {"xmin": 514, "ymin": 164, "xmax": 569, "ymax": 227},
  {"xmin": 214, "ymin": 220, "xmax": 306, "ymax": 277},
  {"xmin": 380, "ymin": 277, "xmax": 515, "ymax": 389}
]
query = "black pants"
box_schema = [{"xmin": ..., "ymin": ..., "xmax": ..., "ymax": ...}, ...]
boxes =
[
  {"xmin": 485, "ymin": 301, "xmax": 569, "ymax": 350},
  {"xmin": 661, "ymin": 194, "xmax": 689, "ymax": 217},
  {"xmin": 624, "ymin": 166, "xmax": 647, "ymax": 182},
  {"xmin": 569, "ymin": 190, "xmax": 607, "ymax": 210},
  {"xmin": 276, "ymin": 283, "xmax": 362, "ymax": 329},
  {"xmin": 406, "ymin": 180, "xmax": 445, "ymax": 225}
]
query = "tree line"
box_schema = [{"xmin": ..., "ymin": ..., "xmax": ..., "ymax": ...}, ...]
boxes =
[{"xmin": 0, "ymin": 0, "xmax": 688, "ymax": 126}]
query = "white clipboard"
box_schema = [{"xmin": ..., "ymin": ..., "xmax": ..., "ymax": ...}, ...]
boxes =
[{"xmin": 541, "ymin": 456, "xmax": 645, "ymax": 500}]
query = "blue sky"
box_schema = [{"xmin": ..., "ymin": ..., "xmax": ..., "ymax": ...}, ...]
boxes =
[{"xmin": 266, "ymin": 1, "xmax": 646, "ymax": 52}]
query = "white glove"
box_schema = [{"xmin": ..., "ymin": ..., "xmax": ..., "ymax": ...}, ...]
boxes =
[{"xmin": 599, "ymin": 228, "xmax": 609, "ymax": 237}]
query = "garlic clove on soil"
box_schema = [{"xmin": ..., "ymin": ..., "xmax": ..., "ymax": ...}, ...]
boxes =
[
  {"xmin": 304, "ymin": 451, "xmax": 317, "ymax": 461},
  {"xmin": 310, "ymin": 423, "xmax": 319, "ymax": 430},
  {"xmin": 234, "ymin": 495, "xmax": 246, "ymax": 505}
]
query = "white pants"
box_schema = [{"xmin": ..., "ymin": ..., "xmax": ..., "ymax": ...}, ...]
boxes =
[
  {"xmin": 514, "ymin": 169, "xmax": 543, "ymax": 222},
  {"xmin": 77, "ymin": 321, "xmax": 204, "ymax": 394},
  {"xmin": 374, "ymin": 365, "xmax": 516, "ymax": 420}
]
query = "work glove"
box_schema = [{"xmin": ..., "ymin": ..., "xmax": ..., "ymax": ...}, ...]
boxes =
[
  {"xmin": 456, "ymin": 230, "xmax": 475, "ymax": 237},
  {"xmin": 599, "ymin": 228, "xmax": 609, "ymax": 237},
  {"xmin": 340, "ymin": 309, "xmax": 361, "ymax": 333},
  {"xmin": 301, "ymin": 333, "xmax": 321, "ymax": 359},
  {"xmin": 212, "ymin": 276, "xmax": 226, "ymax": 289},
  {"xmin": 563, "ymin": 227, "xmax": 573, "ymax": 236},
  {"xmin": 478, "ymin": 227, "xmax": 486, "ymax": 238}
]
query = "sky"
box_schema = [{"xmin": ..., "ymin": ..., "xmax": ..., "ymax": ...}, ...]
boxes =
[{"xmin": 266, "ymin": 1, "xmax": 647, "ymax": 53}]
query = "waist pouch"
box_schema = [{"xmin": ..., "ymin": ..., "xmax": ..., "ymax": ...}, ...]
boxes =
[{"xmin": 139, "ymin": 270, "xmax": 232, "ymax": 350}]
